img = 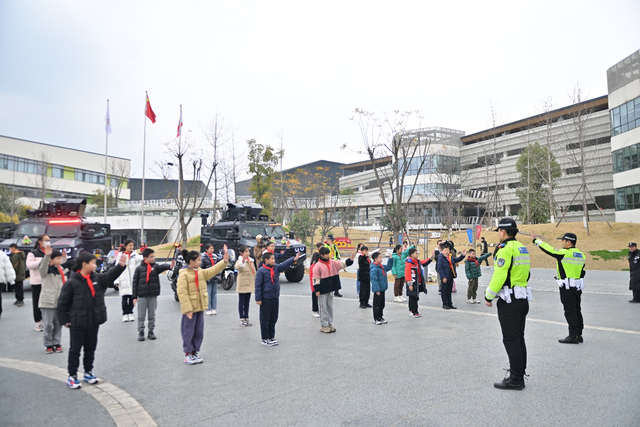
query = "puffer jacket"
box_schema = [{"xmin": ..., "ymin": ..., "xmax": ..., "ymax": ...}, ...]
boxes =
[
  {"xmin": 200, "ymin": 252, "xmax": 217, "ymax": 283},
  {"xmin": 56, "ymin": 264, "xmax": 126, "ymax": 329},
  {"xmin": 38, "ymin": 254, "xmax": 72, "ymax": 309},
  {"xmin": 391, "ymin": 245, "xmax": 415, "ymax": 276},
  {"xmin": 312, "ymin": 258, "xmax": 354, "ymax": 294},
  {"xmin": 437, "ymin": 253, "xmax": 466, "ymax": 283},
  {"xmin": 255, "ymin": 257, "xmax": 296, "ymax": 301},
  {"xmin": 464, "ymin": 253, "xmax": 492, "ymax": 280},
  {"xmin": 131, "ymin": 262, "xmax": 171, "ymax": 299},
  {"xmin": 26, "ymin": 246, "xmax": 46, "ymax": 285},
  {"xmin": 629, "ymin": 249, "xmax": 640, "ymax": 291},
  {"xmin": 177, "ymin": 261, "xmax": 228, "ymax": 314},
  {"xmin": 10, "ymin": 251, "xmax": 26, "ymax": 281},
  {"xmin": 0, "ymin": 251, "xmax": 17, "ymax": 285},
  {"xmin": 370, "ymin": 258, "xmax": 393, "ymax": 293},
  {"xmin": 235, "ymin": 257, "xmax": 256, "ymax": 294},
  {"xmin": 114, "ymin": 252, "xmax": 142, "ymax": 296}
]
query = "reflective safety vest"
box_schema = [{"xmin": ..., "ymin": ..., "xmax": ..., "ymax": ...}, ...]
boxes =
[
  {"xmin": 533, "ymin": 239, "xmax": 586, "ymax": 290},
  {"xmin": 323, "ymin": 243, "xmax": 340, "ymax": 261},
  {"xmin": 485, "ymin": 238, "xmax": 531, "ymax": 303}
]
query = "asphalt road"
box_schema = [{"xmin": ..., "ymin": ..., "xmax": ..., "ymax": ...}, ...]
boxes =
[{"xmin": 1, "ymin": 264, "xmax": 639, "ymax": 426}]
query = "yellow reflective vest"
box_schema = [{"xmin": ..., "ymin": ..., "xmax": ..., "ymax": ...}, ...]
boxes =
[
  {"xmin": 485, "ymin": 238, "xmax": 531, "ymax": 302},
  {"xmin": 533, "ymin": 239, "xmax": 585, "ymax": 280},
  {"xmin": 323, "ymin": 243, "xmax": 340, "ymax": 260}
]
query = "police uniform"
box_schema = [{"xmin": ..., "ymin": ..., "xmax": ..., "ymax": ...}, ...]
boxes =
[
  {"xmin": 485, "ymin": 218, "xmax": 531, "ymax": 390},
  {"xmin": 533, "ymin": 232, "xmax": 585, "ymax": 343}
]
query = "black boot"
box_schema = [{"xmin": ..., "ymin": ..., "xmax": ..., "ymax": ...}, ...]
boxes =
[
  {"xmin": 494, "ymin": 372, "xmax": 524, "ymax": 390},
  {"xmin": 558, "ymin": 336, "xmax": 580, "ymax": 344},
  {"xmin": 148, "ymin": 330, "xmax": 156, "ymax": 340},
  {"xmin": 334, "ymin": 291, "xmax": 343, "ymax": 297},
  {"xmin": 138, "ymin": 331, "xmax": 145, "ymax": 342}
]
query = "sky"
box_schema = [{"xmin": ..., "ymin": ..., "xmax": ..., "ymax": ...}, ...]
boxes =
[{"xmin": 0, "ymin": 0, "xmax": 639, "ymax": 184}]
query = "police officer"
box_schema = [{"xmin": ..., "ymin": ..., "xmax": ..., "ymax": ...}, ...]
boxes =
[
  {"xmin": 324, "ymin": 234, "xmax": 343, "ymax": 297},
  {"xmin": 628, "ymin": 243, "xmax": 640, "ymax": 303},
  {"xmin": 532, "ymin": 231, "xmax": 586, "ymax": 344},
  {"xmin": 484, "ymin": 217, "xmax": 531, "ymax": 391}
]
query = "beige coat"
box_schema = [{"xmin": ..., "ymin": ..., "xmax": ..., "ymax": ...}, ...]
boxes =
[
  {"xmin": 235, "ymin": 258, "xmax": 256, "ymax": 294},
  {"xmin": 38, "ymin": 254, "xmax": 67, "ymax": 309},
  {"xmin": 176, "ymin": 261, "xmax": 228, "ymax": 314}
]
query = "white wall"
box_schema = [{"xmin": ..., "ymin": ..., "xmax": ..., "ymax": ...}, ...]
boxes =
[{"xmin": 85, "ymin": 215, "xmax": 201, "ymax": 243}]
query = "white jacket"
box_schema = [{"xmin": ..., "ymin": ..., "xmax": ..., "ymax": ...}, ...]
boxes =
[
  {"xmin": 114, "ymin": 252, "xmax": 141, "ymax": 296},
  {"xmin": 0, "ymin": 251, "xmax": 17, "ymax": 285}
]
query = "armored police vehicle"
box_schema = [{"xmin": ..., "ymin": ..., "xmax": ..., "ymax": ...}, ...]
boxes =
[
  {"xmin": 200, "ymin": 203, "xmax": 306, "ymax": 282},
  {"xmin": 0, "ymin": 198, "xmax": 111, "ymax": 259}
]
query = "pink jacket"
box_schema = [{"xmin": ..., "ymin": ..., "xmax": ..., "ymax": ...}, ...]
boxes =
[{"xmin": 26, "ymin": 252, "xmax": 44, "ymax": 285}]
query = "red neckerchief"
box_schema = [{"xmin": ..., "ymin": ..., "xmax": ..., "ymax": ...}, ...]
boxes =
[
  {"xmin": 58, "ymin": 267, "xmax": 66, "ymax": 283},
  {"xmin": 81, "ymin": 272, "xmax": 95, "ymax": 297},
  {"xmin": 468, "ymin": 257, "xmax": 478, "ymax": 267},
  {"xmin": 446, "ymin": 255, "xmax": 457, "ymax": 278},
  {"xmin": 319, "ymin": 258, "xmax": 331, "ymax": 271},
  {"xmin": 207, "ymin": 253, "xmax": 215, "ymax": 266},
  {"xmin": 268, "ymin": 249, "xmax": 274, "ymax": 254},
  {"xmin": 246, "ymin": 257, "xmax": 255, "ymax": 275},
  {"xmin": 262, "ymin": 264, "xmax": 275, "ymax": 283},
  {"xmin": 144, "ymin": 261, "xmax": 152, "ymax": 283},
  {"xmin": 374, "ymin": 262, "xmax": 383, "ymax": 269},
  {"xmin": 364, "ymin": 256, "xmax": 371, "ymax": 265},
  {"xmin": 408, "ymin": 258, "xmax": 421, "ymax": 283}
]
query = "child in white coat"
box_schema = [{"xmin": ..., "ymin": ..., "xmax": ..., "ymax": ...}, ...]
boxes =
[
  {"xmin": 114, "ymin": 239, "xmax": 141, "ymax": 322},
  {"xmin": 0, "ymin": 250, "xmax": 16, "ymax": 318}
]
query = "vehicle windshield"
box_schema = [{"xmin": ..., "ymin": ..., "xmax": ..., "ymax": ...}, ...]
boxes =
[
  {"xmin": 16, "ymin": 223, "xmax": 47, "ymax": 239},
  {"xmin": 239, "ymin": 225, "xmax": 266, "ymax": 238},
  {"xmin": 264, "ymin": 225, "xmax": 286, "ymax": 238},
  {"xmin": 46, "ymin": 224, "xmax": 81, "ymax": 238}
]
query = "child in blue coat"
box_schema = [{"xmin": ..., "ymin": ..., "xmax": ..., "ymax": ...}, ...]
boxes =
[{"xmin": 370, "ymin": 252, "xmax": 393, "ymax": 324}]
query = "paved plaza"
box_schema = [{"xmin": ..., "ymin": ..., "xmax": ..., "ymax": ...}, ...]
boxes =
[{"xmin": 1, "ymin": 265, "xmax": 639, "ymax": 426}]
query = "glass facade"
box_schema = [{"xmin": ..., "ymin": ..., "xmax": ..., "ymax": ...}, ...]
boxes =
[
  {"xmin": 615, "ymin": 184, "xmax": 640, "ymax": 211},
  {"xmin": 613, "ymin": 142, "xmax": 640, "ymax": 173},
  {"xmin": 403, "ymin": 183, "xmax": 461, "ymax": 196},
  {"xmin": 610, "ymin": 96, "xmax": 640, "ymax": 136},
  {"xmin": 75, "ymin": 168, "xmax": 105, "ymax": 184},
  {"xmin": 0, "ymin": 154, "xmax": 44, "ymax": 175},
  {"xmin": 399, "ymin": 155, "xmax": 461, "ymax": 176}
]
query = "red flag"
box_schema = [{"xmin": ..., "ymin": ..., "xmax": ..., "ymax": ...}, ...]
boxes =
[{"xmin": 145, "ymin": 94, "xmax": 156, "ymax": 124}]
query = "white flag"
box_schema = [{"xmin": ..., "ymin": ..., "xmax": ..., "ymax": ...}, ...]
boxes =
[
  {"xmin": 105, "ymin": 104, "xmax": 112, "ymax": 135},
  {"xmin": 176, "ymin": 108, "xmax": 183, "ymax": 137}
]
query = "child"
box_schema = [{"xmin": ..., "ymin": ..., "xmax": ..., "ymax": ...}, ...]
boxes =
[
  {"xmin": 309, "ymin": 252, "xmax": 321, "ymax": 317},
  {"xmin": 370, "ymin": 251, "xmax": 393, "ymax": 324},
  {"xmin": 255, "ymin": 251, "xmax": 299, "ymax": 346},
  {"xmin": 358, "ymin": 246, "xmax": 372, "ymax": 309},
  {"xmin": 355, "ymin": 243, "xmax": 363, "ymax": 296},
  {"xmin": 312, "ymin": 247, "xmax": 356, "ymax": 333},
  {"xmin": 464, "ymin": 248, "xmax": 492, "ymax": 304},
  {"xmin": 114, "ymin": 239, "xmax": 141, "ymax": 322},
  {"xmin": 26, "ymin": 234, "xmax": 48, "ymax": 331},
  {"xmin": 391, "ymin": 243, "xmax": 414, "ymax": 303},
  {"xmin": 132, "ymin": 248, "xmax": 175, "ymax": 341},
  {"xmin": 57, "ymin": 251, "xmax": 127, "ymax": 389},
  {"xmin": 0, "ymin": 250, "xmax": 16, "ymax": 318},
  {"xmin": 38, "ymin": 246, "xmax": 71, "ymax": 353},
  {"xmin": 234, "ymin": 246, "xmax": 256, "ymax": 326},
  {"xmin": 177, "ymin": 248, "xmax": 229, "ymax": 364},
  {"xmin": 436, "ymin": 245, "xmax": 466, "ymax": 310},
  {"xmin": 201, "ymin": 244, "xmax": 218, "ymax": 316},
  {"xmin": 405, "ymin": 248, "xmax": 433, "ymax": 318}
]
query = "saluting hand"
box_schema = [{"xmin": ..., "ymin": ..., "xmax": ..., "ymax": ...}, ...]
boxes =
[
  {"xmin": 118, "ymin": 253, "xmax": 127, "ymax": 266},
  {"xmin": 44, "ymin": 245, "xmax": 52, "ymax": 256}
]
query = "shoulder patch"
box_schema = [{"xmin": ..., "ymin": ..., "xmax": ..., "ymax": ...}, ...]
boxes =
[
  {"xmin": 573, "ymin": 252, "xmax": 583, "ymax": 258},
  {"xmin": 518, "ymin": 247, "xmax": 529, "ymax": 254},
  {"xmin": 497, "ymin": 258, "xmax": 506, "ymax": 267}
]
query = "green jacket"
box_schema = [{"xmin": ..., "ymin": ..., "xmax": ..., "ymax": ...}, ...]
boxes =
[
  {"xmin": 533, "ymin": 239, "xmax": 585, "ymax": 280},
  {"xmin": 464, "ymin": 252, "xmax": 492, "ymax": 280},
  {"xmin": 10, "ymin": 251, "xmax": 26, "ymax": 282},
  {"xmin": 485, "ymin": 238, "xmax": 531, "ymax": 301},
  {"xmin": 392, "ymin": 245, "xmax": 415, "ymax": 276}
]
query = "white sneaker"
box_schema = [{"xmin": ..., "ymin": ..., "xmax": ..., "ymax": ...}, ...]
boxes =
[
  {"xmin": 192, "ymin": 351, "xmax": 203, "ymax": 363},
  {"xmin": 393, "ymin": 296, "xmax": 402, "ymax": 303},
  {"xmin": 205, "ymin": 310, "xmax": 213, "ymax": 316},
  {"xmin": 122, "ymin": 315, "xmax": 129, "ymax": 322},
  {"xmin": 128, "ymin": 314, "xmax": 135, "ymax": 322},
  {"xmin": 184, "ymin": 354, "xmax": 197, "ymax": 365},
  {"xmin": 400, "ymin": 296, "xmax": 407, "ymax": 302},
  {"xmin": 475, "ymin": 299, "xmax": 482, "ymax": 304},
  {"xmin": 312, "ymin": 312, "xmax": 320, "ymax": 318},
  {"xmin": 466, "ymin": 299, "xmax": 473, "ymax": 304},
  {"xmin": 34, "ymin": 321, "xmax": 43, "ymax": 332},
  {"xmin": 211, "ymin": 310, "xmax": 217, "ymax": 315}
]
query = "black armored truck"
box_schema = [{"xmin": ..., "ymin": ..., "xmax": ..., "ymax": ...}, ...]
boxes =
[
  {"xmin": 0, "ymin": 198, "xmax": 111, "ymax": 259},
  {"xmin": 200, "ymin": 203, "xmax": 306, "ymax": 282}
]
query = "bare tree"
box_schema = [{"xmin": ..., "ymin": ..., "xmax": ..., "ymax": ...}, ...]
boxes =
[
  {"xmin": 429, "ymin": 148, "xmax": 467, "ymax": 233},
  {"xmin": 203, "ymin": 111, "xmax": 232, "ymax": 215},
  {"xmin": 157, "ymin": 134, "xmax": 216, "ymax": 247},
  {"xmin": 109, "ymin": 160, "xmax": 131, "ymax": 207},
  {"xmin": 28, "ymin": 152, "xmax": 54, "ymax": 204},
  {"xmin": 218, "ymin": 126, "xmax": 246, "ymax": 204},
  {"xmin": 349, "ymin": 109, "xmax": 431, "ymax": 241}
]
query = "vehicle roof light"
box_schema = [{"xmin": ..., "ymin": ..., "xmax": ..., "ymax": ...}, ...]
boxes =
[{"xmin": 48, "ymin": 219, "xmax": 81, "ymax": 224}]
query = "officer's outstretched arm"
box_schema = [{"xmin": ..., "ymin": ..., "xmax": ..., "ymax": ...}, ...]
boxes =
[
  {"xmin": 533, "ymin": 239, "xmax": 565, "ymax": 260},
  {"xmin": 485, "ymin": 253, "xmax": 511, "ymax": 301}
]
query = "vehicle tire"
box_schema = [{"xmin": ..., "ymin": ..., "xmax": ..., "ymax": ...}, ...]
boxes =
[
  {"xmin": 221, "ymin": 273, "xmax": 235, "ymax": 291},
  {"xmin": 284, "ymin": 263, "xmax": 305, "ymax": 283}
]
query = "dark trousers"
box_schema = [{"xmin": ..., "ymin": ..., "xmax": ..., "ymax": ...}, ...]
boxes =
[
  {"xmin": 259, "ymin": 298, "xmax": 279, "ymax": 340},
  {"xmin": 359, "ymin": 280, "xmax": 371, "ymax": 305},
  {"xmin": 560, "ymin": 287, "xmax": 583, "ymax": 337},
  {"xmin": 68, "ymin": 327, "xmax": 99, "ymax": 377},
  {"xmin": 31, "ymin": 284, "xmax": 42, "ymax": 322},
  {"xmin": 121, "ymin": 295, "xmax": 134, "ymax": 315},
  {"xmin": 238, "ymin": 293, "xmax": 251, "ymax": 319},
  {"xmin": 373, "ymin": 291, "xmax": 386, "ymax": 320},
  {"xmin": 440, "ymin": 279, "xmax": 453, "ymax": 307},
  {"xmin": 393, "ymin": 277, "xmax": 405, "ymax": 297},
  {"xmin": 633, "ymin": 290, "xmax": 640, "ymax": 301},
  {"xmin": 311, "ymin": 292, "xmax": 318, "ymax": 312},
  {"xmin": 497, "ymin": 298, "xmax": 529, "ymax": 378},
  {"xmin": 14, "ymin": 280, "xmax": 24, "ymax": 302},
  {"xmin": 181, "ymin": 311, "xmax": 204, "ymax": 354},
  {"xmin": 481, "ymin": 253, "xmax": 489, "ymax": 266},
  {"xmin": 408, "ymin": 295, "xmax": 419, "ymax": 314}
]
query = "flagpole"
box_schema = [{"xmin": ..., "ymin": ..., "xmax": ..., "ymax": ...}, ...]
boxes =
[
  {"xmin": 141, "ymin": 92, "xmax": 147, "ymax": 247},
  {"xmin": 104, "ymin": 99, "xmax": 109, "ymax": 224},
  {"xmin": 178, "ymin": 105, "xmax": 182, "ymax": 212}
]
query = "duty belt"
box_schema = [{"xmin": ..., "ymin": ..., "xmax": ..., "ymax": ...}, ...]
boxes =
[
  {"xmin": 498, "ymin": 285, "xmax": 532, "ymax": 303},
  {"xmin": 556, "ymin": 278, "xmax": 584, "ymax": 291}
]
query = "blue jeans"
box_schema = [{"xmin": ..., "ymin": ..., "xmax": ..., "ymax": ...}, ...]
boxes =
[
  {"xmin": 356, "ymin": 270, "xmax": 360, "ymax": 294},
  {"xmin": 207, "ymin": 280, "xmax": 217, "ymax": 310}
]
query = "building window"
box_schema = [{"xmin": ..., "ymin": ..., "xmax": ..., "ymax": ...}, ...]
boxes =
[
  {"xmin": 75, "ymin": 169, "xmax": 105, "ymax": 184},
  {"xmin": 610, "ymin": 96, "xmax": 640, "ymax": 136},
  {"xmin": 399, "ymin": 155, "xmax": 461, "ymax": 176},
  {"xmin": 616, "ymin": 184, "xmax": 640, "ymax": 211},
  {"xmin": 566, "ymin": 166, "xmax": 582, "ymax": 175},
  {"xmin": 612, "ymin": 142, "xmax": 640, "ymax": 173},
  {"xmin": 51, "ymin": 165, "xmax": 64, "ymax": 178}
]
